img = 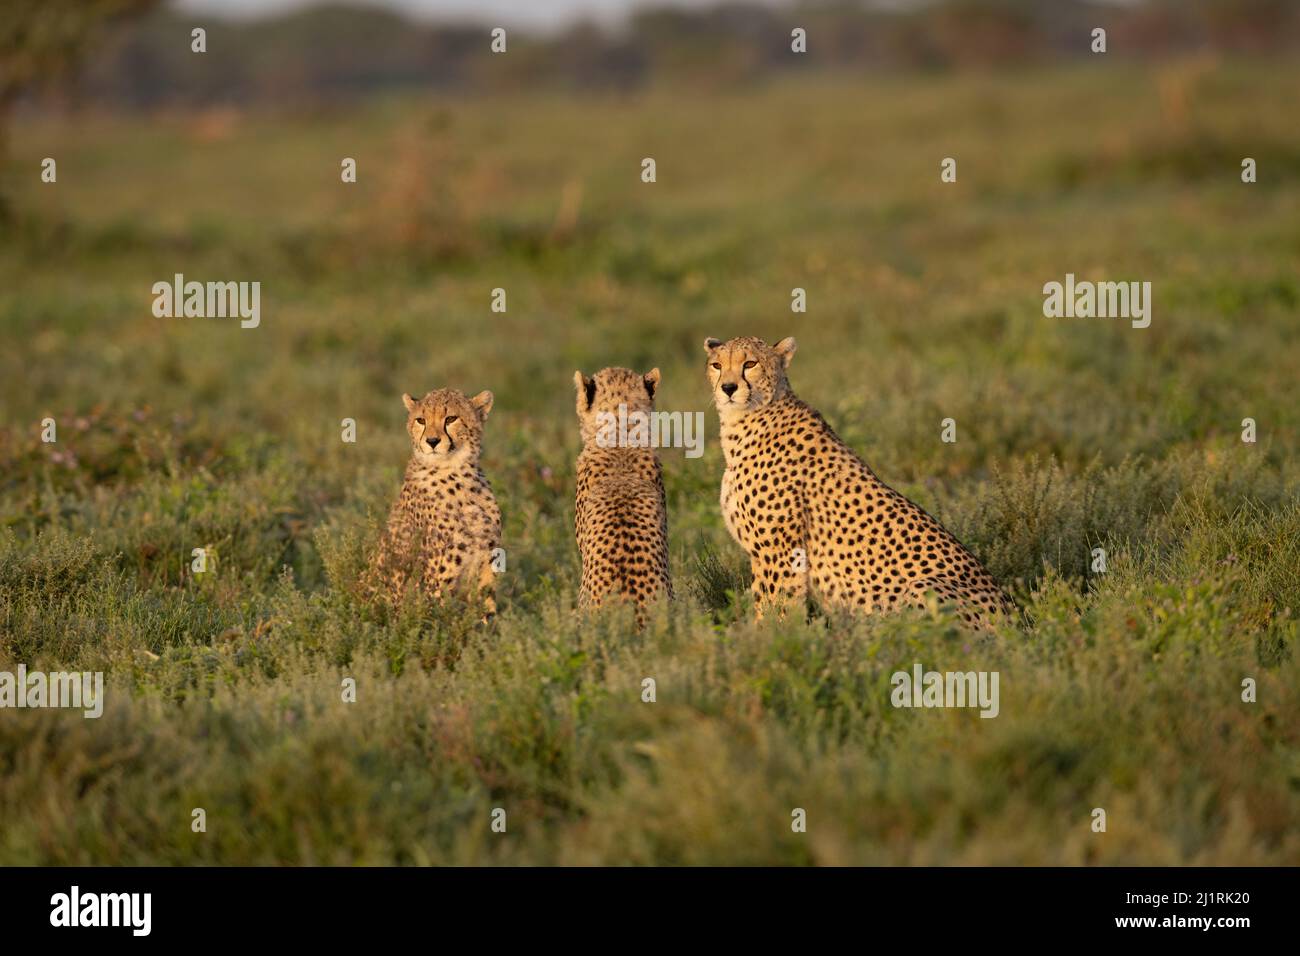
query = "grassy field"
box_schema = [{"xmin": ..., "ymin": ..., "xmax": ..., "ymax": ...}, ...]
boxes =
[{"xmin": 2, "ymin": 59, "xmax": 1299, "ymax": 864}]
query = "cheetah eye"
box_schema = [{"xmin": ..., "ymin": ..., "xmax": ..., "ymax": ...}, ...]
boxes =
[
  {"xmin": 445, "ymin": 416, "xmax": 458, "ymax": 426},
  {"xmin": 710, "ymin": 362, "xmax": 722, "ymax": 371},
  {"xmin": 743, "ymin": 360, "xmax": 757, "ymax": 370},
  {"xmin": 414, "ymin": 417, "xmax": 425, "ymax": 426}
]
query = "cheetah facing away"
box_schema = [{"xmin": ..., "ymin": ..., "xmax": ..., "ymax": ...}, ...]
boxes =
[
  {"xmin": 704, "ymin": 336, "xmax": 1012, "ymax": 628},
  {"xmin": 573, "ymin": 367, "xmax": 673, "ymax": 618},
  {"xmin": 367, "ymin": 388, "xmax": 502, "ymax": 614}
]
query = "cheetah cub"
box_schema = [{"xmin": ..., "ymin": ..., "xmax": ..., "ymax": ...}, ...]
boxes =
[
  {"xmin": 704, "ymin": 336, "xmax": 1012, "ymax": 628},
  {"xmin": 367, "ymin": 388, "xmax": 502, "ymax": 614},
  {"xmin": 573, "ymin": 367, "xmax": 673, "ymax": 618}
]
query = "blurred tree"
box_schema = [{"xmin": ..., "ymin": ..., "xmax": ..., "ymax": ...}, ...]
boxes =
[
  {"xmin": 0, "ymin": 0, "xmax": 159, "ymax": 216},
  {"xmin": 930, "ymin": 0, "xmax": 1038, "ymax": 68}
]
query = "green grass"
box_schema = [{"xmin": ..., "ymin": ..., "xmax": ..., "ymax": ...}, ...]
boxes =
[{"xmin": 1, "ymin": 60, "xmax": 1298, "ymax": 864}]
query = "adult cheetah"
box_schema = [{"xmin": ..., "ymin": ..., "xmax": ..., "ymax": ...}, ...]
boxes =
[
  {"xmin": 367, "ymin": 388, "xmax": 502, "ymax": 614},
  {"xmin": 704, "ymin": 336, "xmax": 1012, "ymax": 628},
  {"xmin": 573, "ymin": 366, "xmax": 673, "ymax": 619}
]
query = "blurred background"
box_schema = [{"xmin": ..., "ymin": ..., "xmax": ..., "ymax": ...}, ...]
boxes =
[{"xmin": 5, "ymin": 0, "xmax": 1299, "ymax": 116}]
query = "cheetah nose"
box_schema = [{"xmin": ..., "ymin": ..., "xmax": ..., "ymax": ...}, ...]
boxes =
[
  {"xmin": 721, "ymin": 382, "xmax": 738, "ymax": 397},
  {"xmin": 426, "ymin": 437, "xmax": 440, "ymax": 449}
]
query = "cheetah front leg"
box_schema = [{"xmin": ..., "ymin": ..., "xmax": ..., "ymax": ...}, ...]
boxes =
[
  {"xmin": 749, "ymin": 538, "xmax": 810, "ymax": 621},
  {"xmin": 367, "ymin": 524, "xmax": 413, "ymax": 604},
  {"xmin": 476, "ymin": 558, "xmax": 498, "ymax": 622},
  {"xmin": 722, "ymin": 469, "xmax": 806, "ymax": 620},
  {"xmin": 419, "ymin": 542, "xmax": 456, "ymax": 606},
  {"xmin": 421, "ymin": 546, "xmax": 497, "ymax": 622}
]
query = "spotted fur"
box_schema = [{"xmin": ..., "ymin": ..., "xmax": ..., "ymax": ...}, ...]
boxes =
[
  {"xmin": 705, "ymin": 336, "xmax": 1012, "ymax": 628},
  {"xmin": 573, "ymin": 366, "xmax": 673, "ymax": 618},
  {"xmin": 367, "ymin": 387, "xmax": 501, "ymax": 614}
]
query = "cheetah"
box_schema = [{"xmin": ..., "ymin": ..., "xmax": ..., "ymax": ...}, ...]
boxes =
[
  {"xmin": 573, "ymin": 366, "xmax": 673, "ymax": 619},
  {"xmin": 367, "ymin": 388, "xmax": 502, "ymax": 614},
  {"xmin": 704, "ymin": 336, "xmax": 1012, "ymax": 628}
]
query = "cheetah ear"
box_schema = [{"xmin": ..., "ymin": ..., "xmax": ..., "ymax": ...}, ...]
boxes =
[
  {"xmin": 402, "ymin": 393, "xmax": 417, "ymax": 412},
  {"xmin": 574, "ymin": 370, "xmax": 595, "ymax": 410},
  {"xmin": 703, "ymin": 337, "xmax": 722, "ymax": 353},
  {"xmin": 773, "ymin": 336, "xmax": 797, "ymax": 368},
  {"xmin": 643, "ymin": 367, "xmax": 660, "ymax": 400},
  {"xmin": 470, "ymin": 390, "xmax": 494, "ymax": 420}
]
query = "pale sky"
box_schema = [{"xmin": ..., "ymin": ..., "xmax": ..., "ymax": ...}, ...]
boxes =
[
  {"xmin": 173, "ymin": 0, "xmax": 1142, "ymax": 34},
  {"xmin": 173, "ymin": 0, "xmax": 793, "ymax": 33}
]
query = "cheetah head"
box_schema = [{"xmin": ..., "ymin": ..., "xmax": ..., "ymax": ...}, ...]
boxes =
[
  {"xmin": 703, "ymin": 336, "xmax": 796, "ymax": 419},
  {"xmin": 400, "ymin": 388, "xmax": 493, "ymax": 467},
  {"xmin": 573, "ymin": 366, "xmax": 660, "ymax": 447}
]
